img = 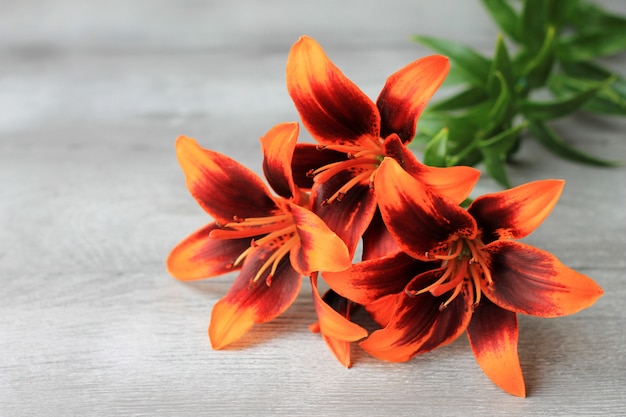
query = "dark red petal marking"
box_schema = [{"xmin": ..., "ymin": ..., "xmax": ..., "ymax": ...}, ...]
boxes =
[
  {"xmin": 375, "ymin": 158, "xmax": 477, "ymax": 260},
  {"xmin": 260, "ymin": 122, "xmax": 300, "ymax": 199},
  {"xmin": 323, "ymin": 252, "xmax": 434, "ymax": 305},
  {"xmin": 361, "ymin": 209, "xmax": 402, "ymax": 261},
  {"xmin": 312, "ymin": 171, "xmax": 378, "ymax": 257},
  {"xmin": 483, "ymin": 241, "xmax": 603, "ymax": 317},
  {"xmin": 469, "ymin": 180, "xmax": 565, "ymax": 243},
  {"xmin": 286, "ymin": 36, "xmax": 381, "ymax": 146},
  {"xmin": 377, "ymin": 55, "xmax": 449, "ymax": 143},
  {"xmin": 291, "ymin": 143, "xmax": 347, "ymax": 190},
  {"xmin": 360, "ymin": 279, "xmax": 473, "ymax": 362},
  {"xmin": 176, "ymin": 136, "xmax": 278, "ymax": 224},
  {"xmin": 166, "ymin": 222, "xmax": 251, "ymax": 280}
]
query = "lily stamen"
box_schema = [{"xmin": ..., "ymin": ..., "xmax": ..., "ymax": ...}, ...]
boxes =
[
  {"xmin": 322, "ymin": 169, "xmax": 374, "ymax": 206},
  {"xmin": 230, "ymin": 223, "xmax": 297, "ymax": 269},
  {"xmin": 409, "ymin": 263, "xmax": 457, "ymax": 296},
  {"xmin": 414, "ymin": 237, "xmax": 491, "ymax": 308},
  {"xmin": 251, "ymin": 234, "xmax": 298, "ymax": 286},
  {"xmin": 439, "ymin": 282, "xmax": 464, "ymax": 311},
  {"xmin": 210, "ymin": 221, "xmax": 292, "ymax": 240},
  {"xmin": 224, "ymin": 214, "xmax": 292, "ymax": 228},
  {"xmin": 312, "ymin": 158, "xmax": 379, "ymax": 184},
  {"xmin": 468, "ymin": 262, "xmax": 484, "ymax": 309}
]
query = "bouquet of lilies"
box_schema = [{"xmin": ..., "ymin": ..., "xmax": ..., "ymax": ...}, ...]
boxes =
[{"xmin": 166, "ymin": 36, "xmax": 603, "ymax": 397}]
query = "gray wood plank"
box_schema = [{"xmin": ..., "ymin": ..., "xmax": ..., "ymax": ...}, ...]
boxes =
[{"xmin": 1, "ymin": 1, "xmax": 625, "ymax": 416}]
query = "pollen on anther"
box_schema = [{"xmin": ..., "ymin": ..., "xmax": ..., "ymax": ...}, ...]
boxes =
[
  {"xmin": 265, "ymin": 274, "xmax": 273, "ymax": 287},
  {"xmin": 315, "ymin": 144, "xmax": 326, "ymax": 151},
  {"xmin": 306, "ymin": 169, "xmax": 315, "ymax": 178},
  {"xmin": 438, "ymin": 303, "xmax": 447, "ymax": 311}
]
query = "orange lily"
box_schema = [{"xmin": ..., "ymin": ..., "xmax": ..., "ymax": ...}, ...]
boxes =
[
  {"xmin": 287, "ymin": 35, "xmax": 480, "ymax": 255},
  {"xmin": 167, "ymin": 123, "xmax": 351, "ymax": 349},
  {"xmin": 330, "ymin": 158, "xmax": 603, "ymax": 396}
]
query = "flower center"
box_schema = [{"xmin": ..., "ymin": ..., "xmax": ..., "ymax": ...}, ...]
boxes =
[
  {"xmin": 211, "ymin": 213, "xmax": 299, "ymax": 287},
  {"xmin": 307, "ymin": 137, "xmax": 385, "ymax": 206},
  {"xmin": 408, "ymin": 236, "xmax": 494, "ymax": 311}
]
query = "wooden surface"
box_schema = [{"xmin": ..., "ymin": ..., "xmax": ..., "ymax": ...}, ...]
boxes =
[{"xmin": 1, "ymin": 1, "xmax": 625, "ymax": 416}]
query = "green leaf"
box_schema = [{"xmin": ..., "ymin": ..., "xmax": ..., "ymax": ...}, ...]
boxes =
[
  {"xmin": 557, "ymin": 31, "xmax": 626, "ymax": 62},
  {"xmin": 549, "ymin": 74, "xmax": 626, "ymax": 115},
  {"xmin": 521, "ymin": 25, "xmax": 556, "ymax": 88},
  {"xmin": 428, "ymin": 86, "xmax": 489, "ymax": 111},
  {"xmin": 560, "ymin": 61, "xmax": 626, "ymax": 97},
  {"xmin": 481, "ymin": 0, "xmax": 521, "ymax": 42},
  {"xmin": 478, "ymin": 122, "xmax": 528, "ymax": 155},
  {"xmin": 488, "ymin": 34, "xmax": 516, "ymax": 96},
  {"xmin": 440, "ymin": 66, "xmax": 472, "ymax": 87},
  {"xmin": 412, "ymin": 35, "xmax": 491, "ymax": 86},
  {"xmin": 521, "ymin": 0, "xmax": 550, "ymax": 51},
  {"xmin": 559, "ymin": 60, "xmax": 613, "ymax": 81},
  {"xmin": 519, "ymin": 83, "xmax": 603, "ymax": 120},
  {"xmin": 415, "ymin": 111, "xmax": 448, "ymax": 137},
  {"xmin": 528, "ymin": 121, "xmax": 620, "ymax": 166},
  {"xmin": 581, "ymin": 95, "xmax": 626, "ymax": 115},
  {"xmin": 568, "ymin": 2, "xmax": 626, "ymax": 32},
  {"xmin": 423, "ymin": 128, "xmax": 449, "ymax": 167},
  {"xmin": 482, "ymin": 151, "xmax": 511, "ymax": 188},
  {"xmin": 483, "ymin": 71, "xmax": 512, "ymax": 134}
]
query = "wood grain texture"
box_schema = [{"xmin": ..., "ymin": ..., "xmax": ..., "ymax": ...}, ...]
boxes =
[{"xmin": 1, "ymin": 1, "xmax": 625, "ymax": 416}]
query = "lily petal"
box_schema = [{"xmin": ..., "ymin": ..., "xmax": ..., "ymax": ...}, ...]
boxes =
[
  {"xmin": 310, "ymin": 323, "xmax": 353, "ymax": 368},
  {"xmin": 209, "ymin": 250, "xmax": 301, "ymax": 349},
  {"xmin": 483, "ymin": 241, "xmax": 603, "ymax": 318},
  {"xmin": 469, "ymin": 180, "xmax": 565, "ymax": 243},
  {"xmin": 311, "ymin": 275, "xmax": 368, "ymax": 343},
  {"xmin": 260, "ymin": 122, "xmax": 300, "ymax": 200},
  {"xmin": 375, "ymin": 157, "xmax": 477, "ymax": 260},
  {"xmin": 383, "ymin": 134, "xmax": 480, "ymax": 203},
  {"xmin": 166, "ymin": 223, "xmax": 251, "ymax": 280},
  {"xmin": 362, "ymin": 209, "xmax": 402, "ymax": 261},
  {"xmin": 291, "ymin": 143, "xmax": 347, "ymax": 190},
  {"xmin": 311, "ymin": 274, "xmax": 369, "ymax": 368},
  {"xmin": 289, "ymin": 203, "xmax": 352, "ymax": 274},
  {"xmin": 323, "ymin": 252, "xmax": 433, "ymax": 305},
  {"xmin": 176, "ymin": 136, "xmax": 278, "ymax": 224},
  {"xmin": 467, "ymin": 298, "xmax": 526, "ymax": 397},
  {"xmin": 286, "ymin": 35, "xmax": 381, "ymax": 145},
  {"xmin": 364, "ymin": 293, "xmax": 402, "ymax": 327},
  {"xmin": 312, "ymin": 171, "xmax": 378, "ymax": 257},
  {"xmin": 377, "ymin": 55, "xmax": 450, "ymax": 143},
  {"xmin": 360, "ymin": 275, "xmax": 473, "ymax": 362}
]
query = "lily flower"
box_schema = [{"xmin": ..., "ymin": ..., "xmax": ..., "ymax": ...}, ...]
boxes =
[
  {"xmin": 330, "ymin": 158, "xmax": 603, "ymax": 396},
  {"xmin": 287, "ymin": 35, "xmax": 480, "ymax": 255},
  {"xmin": 166, "ymin": 123, "xmax": 351, "ymax": 349}
]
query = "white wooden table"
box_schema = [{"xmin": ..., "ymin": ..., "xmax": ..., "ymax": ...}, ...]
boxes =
[{"xmin": 2, "ymin": 1, "xmax": 625, "ymax": 415}]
